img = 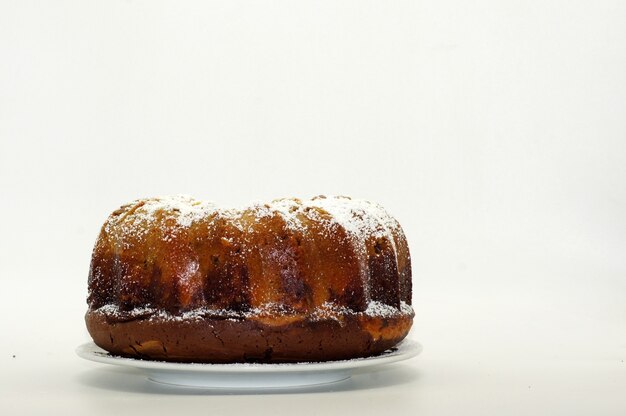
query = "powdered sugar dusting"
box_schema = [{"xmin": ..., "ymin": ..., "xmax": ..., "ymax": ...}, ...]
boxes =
[
  {"xmin": 305, "ymin": 196, "xmax": 399, "ymax": 241},
  {"xmin": 364, "ymin": 301, "xmax": 413, "ymax": 318},
  {"xmin": 105, "ymin": 195, "xmax": 399, "ymax": 238},
  {"xmin": 136, "ymin": 195, "xmax": 218, "ymax": 228},
  {"xmin": 104, "ymin": 195, "xmax": 219, "ymax": 243},
  {"xmin": 270, "ymin": 198, "xmax": 304, "ymax": 231},
  {"xmin": 92, "ymin": 301, "xmax": 414, "ymax": 322}
]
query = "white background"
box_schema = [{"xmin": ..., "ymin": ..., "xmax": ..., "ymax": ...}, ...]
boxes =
[{"xmin": 1, "ymin": 1, "xmax": 625, "ymax": 414}]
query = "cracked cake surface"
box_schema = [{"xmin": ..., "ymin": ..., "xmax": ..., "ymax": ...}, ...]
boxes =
[{"xmin": 86, "ymin": 195, "xmax": 413, "ymax": 363}]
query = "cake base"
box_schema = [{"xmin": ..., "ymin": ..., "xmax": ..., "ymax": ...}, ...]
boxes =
[{"xmin": 85, "ymin": 311, "xmax": 413, "ymax": 363}]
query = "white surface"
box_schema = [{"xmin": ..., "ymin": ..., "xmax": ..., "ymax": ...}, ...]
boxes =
[
  {"xmin": 1, "ymin": 0, "xmax": 625, "ymax": 415},
  {"xmin": 76, "ymin": 340, "xmax": 422, "ymax": 389}
]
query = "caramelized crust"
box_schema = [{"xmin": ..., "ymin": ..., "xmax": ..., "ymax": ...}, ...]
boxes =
[{"xmin": 86, "ymin": 195, "xmax": 413, "ymax": 362}]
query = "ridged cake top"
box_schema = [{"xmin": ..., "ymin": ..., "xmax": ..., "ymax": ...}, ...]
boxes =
[
  {"xmin": 89, "ymin": 195, "xmax": 412, "ymax": 323},
  {"xmin": 105, "ymin": 194, "xmax": 403, "ymax": 248}
]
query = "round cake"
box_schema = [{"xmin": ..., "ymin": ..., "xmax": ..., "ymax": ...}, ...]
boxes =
[{"xmin": 86, "ymin": 195, "xmax": 413, "ymax": 363}]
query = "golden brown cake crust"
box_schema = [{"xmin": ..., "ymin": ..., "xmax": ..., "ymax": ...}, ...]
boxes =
[{"xmin": 86, "ymin": 195, "xmax": 413, "ymax": 363}]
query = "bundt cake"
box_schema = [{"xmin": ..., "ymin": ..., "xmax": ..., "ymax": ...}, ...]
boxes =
[{"xmin": 86, "ymin": 195, "xmax": 413, "ymax": 363}]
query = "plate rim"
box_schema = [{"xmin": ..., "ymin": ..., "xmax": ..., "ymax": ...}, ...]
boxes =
[{"xmin": 76, "ymin": 338, "xmax": 422, "ymax": 373}]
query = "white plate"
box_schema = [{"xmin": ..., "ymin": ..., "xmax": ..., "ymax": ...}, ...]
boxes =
[{"xmin": 76, "ymin": 339, "xmax": 422, "ymax": 389}]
